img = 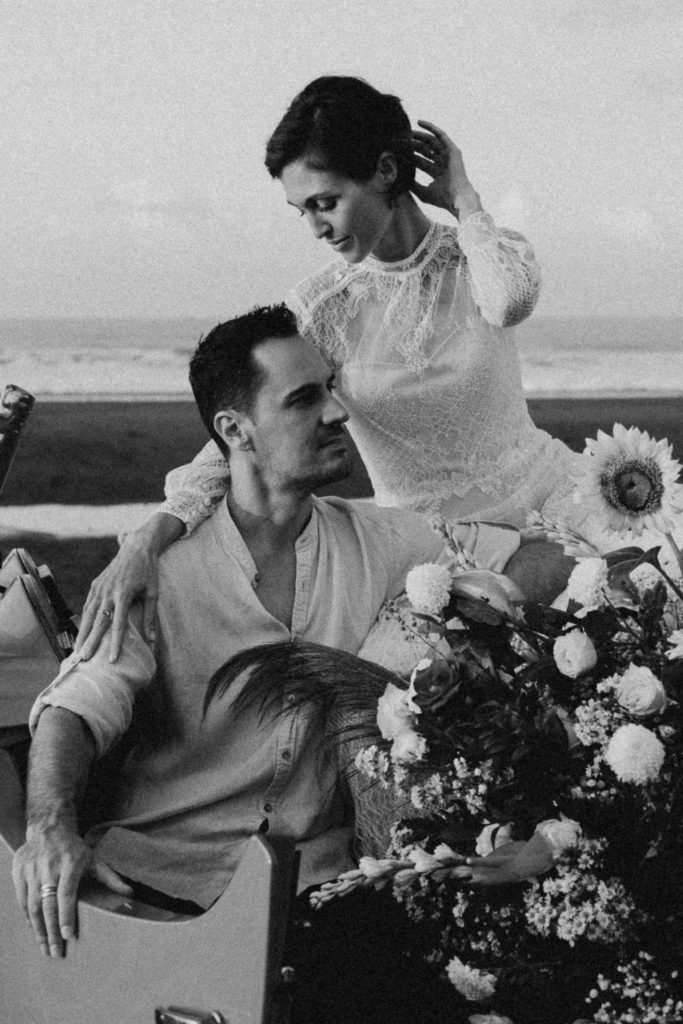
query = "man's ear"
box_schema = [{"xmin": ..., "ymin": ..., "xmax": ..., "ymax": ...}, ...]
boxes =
[
  {"xmin": 375, "ymin": 151, "xmax": 398, "ymax": 193},
  {"xmin": 214, "ymin": 409, "xmax": 253, "ymax": 452}
]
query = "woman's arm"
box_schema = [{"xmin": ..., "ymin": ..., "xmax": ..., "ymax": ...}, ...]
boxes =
[
  {"xmin": 411, "ymin": 121, "xmax": 541, "ymax": 327},
  {"xmin": 76, "ymin": 440, "xmax": 231, "ymax": 661}
]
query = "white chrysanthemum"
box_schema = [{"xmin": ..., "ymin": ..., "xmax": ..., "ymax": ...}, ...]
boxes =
[
  {"xmin": 553, "ymin": 629, "xmax": 598, "ymax": 678},
  {"xmin": 390, "ymin": 727, "xmax": 427, "ymax": 764},
  {"xmin": 566, "ymin": 557, "xmax": 610, "ymax": 611},
  {"xmin": 573, "ymin": 423, "xmax": 683, "ymax": 537},
  {"xmin": 604, "ymin": 723, "xmax": 665, "ymax": 784},
  {"xmin": 445, "ymin": 955, "xmax": 497, "ymax": 1002},
  {"xmin": 667, "ymin": 629, "xmax": 683, "ymax": 660},
  {"xmin": 405, "ymin": 562, "xmax": 452, "ymax": 616},
  {"xmin": 614, "ymin": 664, "xmax": 667, "ymax": 718}
]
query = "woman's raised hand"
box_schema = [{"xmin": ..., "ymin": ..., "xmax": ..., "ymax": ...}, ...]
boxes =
[
  {"xmin": 74, "ymin": 532, "xmax": 160, "ymax": 663},
  {"xmin": 411, "ymin": 120, "xmax": 482, "ymax": 221}
]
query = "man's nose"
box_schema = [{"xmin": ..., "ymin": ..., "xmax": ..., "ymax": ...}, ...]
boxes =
[{"xmin": 322, "ymin": 392, "xmax": 349, "ymax": 425}]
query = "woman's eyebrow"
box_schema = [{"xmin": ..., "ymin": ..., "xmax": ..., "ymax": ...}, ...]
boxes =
[{"xmin": 286, "ymin": 192, "xmax": 334, "ymax": 210}]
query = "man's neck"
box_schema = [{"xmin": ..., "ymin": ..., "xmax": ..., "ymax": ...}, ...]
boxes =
[{"xmin": 226, "ymin": 482, "xmax": 313, "ymax": 553}]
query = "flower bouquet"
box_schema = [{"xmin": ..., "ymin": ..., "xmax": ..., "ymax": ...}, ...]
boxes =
[{"xmin": 311, "ymin": 426, "xmax": 683, "ymax": 1024}]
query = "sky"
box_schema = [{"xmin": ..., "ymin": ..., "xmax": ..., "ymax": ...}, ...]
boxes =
[{"xmin": 2, "ymin": 0, "xmax": 682, "ymax": 320}]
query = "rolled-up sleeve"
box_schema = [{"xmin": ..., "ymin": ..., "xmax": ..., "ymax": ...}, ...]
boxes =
[
  {"xmin": 458, "ymin": 211, "xmax": 541, "ymax": 328},
  {"xmin": 29, "ymin": 615, "xmax": 156, "ymax": 758}
]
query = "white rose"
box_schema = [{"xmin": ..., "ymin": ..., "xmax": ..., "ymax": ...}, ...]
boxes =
[
  {"xmin": 605, "ymin": 723, "xmax": 665, "ymax": 784},
  {"xmin": 535, "ymin": 815, "xmax": 581, "ymax": 859},
  {"xmin": 405, "ymin": 562, "xmax": 452, "ymax": 616},
  {"xmin": 391, "ymin": 727, "xmax": 427, "ymax": 764},
  {"xmin": 376, "ymin": 682, "xmax": 415, "ymax": 740},
  {"xmin": 614, "ymin": 664, "xmax": 667, "ymax": 718},
  {"xmin": 553, "ymin": 630, "xmax": 598, "ymax": 678},
  {"xmin": 475, "ymin": 822, "xmax": 514, "ymax": 857}
]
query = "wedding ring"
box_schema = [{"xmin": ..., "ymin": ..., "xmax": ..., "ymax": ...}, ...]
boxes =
[
  {"xmin": 40, "ymin": 885, "xmax": 58, "ymax": 900},
  {"xmin": 99, "ymin": 607, "xmax": 113, "ymax": 619}
]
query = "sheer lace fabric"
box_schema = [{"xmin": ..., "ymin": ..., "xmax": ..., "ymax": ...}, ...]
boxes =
[
  {"xmin": 161, "ymin": 212, "xmax": 574, "ymax": 531},
  {"xmin": 290, "ymin": 213, "xmax": 571, "ymax": 525}
]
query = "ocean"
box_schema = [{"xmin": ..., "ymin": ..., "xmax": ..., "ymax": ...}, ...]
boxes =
[{"xmin": 0, "ymin": 316, "xmax": 681, "ymax": 399}]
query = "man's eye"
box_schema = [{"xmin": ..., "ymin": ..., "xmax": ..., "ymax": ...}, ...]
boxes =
[{"xmin": 317, "ymin": 201, "xmax": 335, "ymax": 212}]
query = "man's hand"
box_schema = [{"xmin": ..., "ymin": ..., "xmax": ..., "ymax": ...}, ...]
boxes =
[{"xmin": 12, "ymin": 824, "xmax": 133, "ymax": 958}]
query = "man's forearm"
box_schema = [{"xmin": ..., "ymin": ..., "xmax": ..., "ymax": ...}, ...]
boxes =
[{"xmin": 26, "ymin": 706, "xmax": 96, "ymax": 832}]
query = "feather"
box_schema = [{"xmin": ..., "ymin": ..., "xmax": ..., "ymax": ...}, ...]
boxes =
[{"xmin": 203, "ymin": 640, "xmax": 403, "ymax": 744}]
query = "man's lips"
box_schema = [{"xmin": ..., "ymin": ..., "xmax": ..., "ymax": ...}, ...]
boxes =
[
  {"xmin": 329, "ymin": 236, "xmax": 350, "ymax": 249},
  {"xmin": 320, "ymin": 432, "xmax": 348, "ymax": 449}
]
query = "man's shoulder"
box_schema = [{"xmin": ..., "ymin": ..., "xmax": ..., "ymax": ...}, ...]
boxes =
[{"xmin": 314, "ymin": 496, "xmax": 437, "ymax": 545}]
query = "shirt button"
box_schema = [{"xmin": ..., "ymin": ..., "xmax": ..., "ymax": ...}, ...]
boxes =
[
  {"xmin": 285, "ymin": 694, "xmax": 296, "ymax": 705},
  {"xmin": 281, "ymin": 749, "xmax": 292, "ymax": 762},
  {"xmin": 264, "ymin": 802, "xmax": 273, "ymax": 813},
  {"xmin": 203, "ymin": 497, "xmax": 212, "ymax": 507}
]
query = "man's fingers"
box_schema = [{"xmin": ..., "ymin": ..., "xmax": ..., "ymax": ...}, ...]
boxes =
[
  {"xmin": 40, "ymin": 889, "xmax": 64, "ymax": 957},
  {"xmin": 57, "ymin": 861, "xmax": 85, "ymax": 941},
  {"xmin": 90, "ymin": 859, "xmax": 134, "ymax": 897}
]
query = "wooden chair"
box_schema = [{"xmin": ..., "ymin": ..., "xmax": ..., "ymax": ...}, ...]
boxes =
[{"xmin": 0, "ymin": 550, "xmax": 297, "ymax": 1024}]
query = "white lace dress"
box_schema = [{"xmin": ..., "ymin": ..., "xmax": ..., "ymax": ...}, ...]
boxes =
[{"xmin": 161, "ymin": 211, "xmax": 580, "ymax": 532}]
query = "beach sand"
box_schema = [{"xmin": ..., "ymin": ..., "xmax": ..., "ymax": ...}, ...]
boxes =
[{"xmin": 2, "ymin": 396, "xmax": 681, "ymax": 609}]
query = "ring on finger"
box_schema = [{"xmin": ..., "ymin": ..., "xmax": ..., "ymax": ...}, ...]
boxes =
[
  {"xmin": 40, "ymin": 884, "xmax": 58, "ymax": 900},
  {"xmin": 99, "ymin": 607, "xmax": 114, "ymax": 619}
]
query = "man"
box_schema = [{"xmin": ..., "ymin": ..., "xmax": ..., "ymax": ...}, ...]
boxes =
[{"xmin": 12, "ymin": 305, "xmax": 532, "ymax": 1018}]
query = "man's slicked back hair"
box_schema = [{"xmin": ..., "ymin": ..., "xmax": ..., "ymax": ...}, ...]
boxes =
[{"xmin": 189, "ymin": 303, "xmax": 299, "ymax": 453}]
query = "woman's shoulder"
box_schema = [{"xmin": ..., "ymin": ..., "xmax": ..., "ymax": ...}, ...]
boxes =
[{"xmin": 289, "ymin": 257, "xmax": 358, "ymax": 312}]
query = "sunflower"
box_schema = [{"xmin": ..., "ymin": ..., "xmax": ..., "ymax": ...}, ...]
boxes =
[{"xmin": 572, "ymin": 424, "xmax": 683, "ymax": 537}]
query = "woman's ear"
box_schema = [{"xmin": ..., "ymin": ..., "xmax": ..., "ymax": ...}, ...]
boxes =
[
  {"xmin": 214, "ymin": 410, "xmax": 253, "ymax": 452},
  {"xmin": 375, "ymin": 151, "xmax": 398, "ymax": 193}
]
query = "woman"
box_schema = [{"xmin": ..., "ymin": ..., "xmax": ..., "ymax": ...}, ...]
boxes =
[{"xmin": 78, "ymin": 75, "xmax": 579, "ymax": 654}]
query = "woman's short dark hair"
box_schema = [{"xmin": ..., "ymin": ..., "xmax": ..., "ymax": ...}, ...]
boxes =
[
  {"xmin": 265, "ymin": 76, "xmax": 414, "ymax": 202},
  {"xmin": 189, "ymin": 303, "xmax": 298, "ymax": 453}
]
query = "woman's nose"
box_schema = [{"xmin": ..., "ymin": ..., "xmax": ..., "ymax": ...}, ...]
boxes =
[{"xmin": 307, "ymin": 211, "xmax": 331, "ymax": 240}]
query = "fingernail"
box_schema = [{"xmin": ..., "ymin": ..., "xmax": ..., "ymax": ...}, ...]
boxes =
[
  {"xmin": 148, "ymin": 629, "xmax": 157, "ymax": 644},
  {"xmin": 61, "ymin": 926, "xmax": 75, "ymax": 940},
  {"xmin": 50, "ymin": 943, "xmax": 63, "ymax": 958}
]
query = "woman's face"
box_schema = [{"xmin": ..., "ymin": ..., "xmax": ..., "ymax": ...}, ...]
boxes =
[{"xmin": 280, "ymin": 158, "xmax": 394, "ymax": 265}]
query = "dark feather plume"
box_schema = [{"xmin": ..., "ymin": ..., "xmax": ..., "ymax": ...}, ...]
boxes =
[{"xmin": 203, "ymin": 640, "xmax": 404, "ymax": 745}]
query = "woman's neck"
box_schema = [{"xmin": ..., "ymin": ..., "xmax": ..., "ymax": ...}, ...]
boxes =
[{"xmin": 371, "ymin": 194, "xmax": 431, "ymax": 263}]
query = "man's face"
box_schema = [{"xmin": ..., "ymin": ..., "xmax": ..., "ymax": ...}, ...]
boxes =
[{"xmin": 243, "ymin": 335, "xmax": 352, "ymax": 492}]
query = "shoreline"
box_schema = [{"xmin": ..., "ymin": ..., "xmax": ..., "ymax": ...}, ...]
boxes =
[
  {"xmin": 23, "ymin": 389, "xmax": 683, "ymax": 403},
  {"xmin": 3, "ymin": 394, "xmax": 682, "ymax": 608}
]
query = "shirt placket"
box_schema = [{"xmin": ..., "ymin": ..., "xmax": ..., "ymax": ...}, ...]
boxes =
[{"xmin": 260, "ymin": 529, "xmax": 312, "ymax": 823}]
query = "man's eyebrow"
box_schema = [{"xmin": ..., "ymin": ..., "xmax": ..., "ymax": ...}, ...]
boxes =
[{"xmin": 283, "ymin": 381, "xmax": 322, "ymax": 402}]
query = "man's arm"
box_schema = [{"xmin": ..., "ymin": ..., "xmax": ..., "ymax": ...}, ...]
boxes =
[{"xmin": 12, "ymin": 707, "xmax": 133, "ymax": 958}]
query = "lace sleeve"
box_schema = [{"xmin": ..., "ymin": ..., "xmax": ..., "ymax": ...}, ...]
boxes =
[
  {"xmin": 158, "ymin": 440, "xmax": 230, "ymax": 535},
  {"xmin": 457, "ymin": 211, "xmax": 541, "ymax": 328}
]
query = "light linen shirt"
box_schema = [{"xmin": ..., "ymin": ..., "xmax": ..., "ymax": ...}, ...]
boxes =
[{"xmin": 32, "ymin": 496, "xmax": 445, "ymax": 908}]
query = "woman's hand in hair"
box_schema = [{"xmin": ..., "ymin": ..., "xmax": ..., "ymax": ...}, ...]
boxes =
[{"xmin": 411, "ymin": 120, "xmax": 482, "ymax": 223}]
